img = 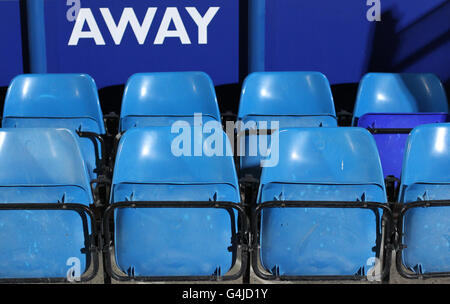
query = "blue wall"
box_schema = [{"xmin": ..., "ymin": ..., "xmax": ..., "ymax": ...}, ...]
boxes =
[
  {"xmin": 260, "ymin": 0, "xmax": 450, "ymax": 85},
  {"xmin": 0, "ymin": 0, "xmax": 23, "ymax": 87},
  {"xmin": 0, "ymin": 1, "xmax": 449, "ymax": 90}
]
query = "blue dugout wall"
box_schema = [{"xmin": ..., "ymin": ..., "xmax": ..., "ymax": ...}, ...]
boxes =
[
  {"xmin": 249, "ymin": 0, "xmax": 450, "ymax": 85},
  {"xmin": 0, "ymin": 0, "xmax": 23, "ymax": 87},
  {"xmin": 0, "ymin": 1, "xmax": 449, "ymax": 103}
]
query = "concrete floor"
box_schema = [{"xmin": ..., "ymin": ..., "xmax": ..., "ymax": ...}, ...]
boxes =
[{"xmin": 388, "ymin": 251, "xmax": 450, "ymax": 284}]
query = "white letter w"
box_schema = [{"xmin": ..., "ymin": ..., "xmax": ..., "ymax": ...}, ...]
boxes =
[{"xmin": 100, "ymin": 7, "xmax": 157, "ymax": 45}]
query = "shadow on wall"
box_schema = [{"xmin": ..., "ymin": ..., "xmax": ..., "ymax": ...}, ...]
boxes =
[
  {"xmin": 445, "ymin": 81, "xmax": 450, "ymax": 108},
  {"xmin": 367, "ymin": 2, "xmax": 450, "ymax": 91},
  {"xmin": 368, "ymin": 2, "xmax": 450, "ymax": 72},
  {"xmin": 359, "ymin": 1, "xmax": 450, "ymax": 111},
  {"xmin": 293, "ymin": 2, "xmax": 450, "ymax": 124},
  {"xmin": 0, "ymin": 86, "xmax": 7, "ymax": 118},
  {"xmin": 325, "ymin": 9, "xmax": 400, "ymax": 120},
  {"xmin": 367, "ymin": 9, "xmax": 399, "ymax": 73}
]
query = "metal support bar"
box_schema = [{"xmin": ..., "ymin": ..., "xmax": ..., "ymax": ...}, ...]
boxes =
[
  {"xmin": 367, "ymin": 128, "xmax": 413, "ymax": 134},
  {"xmin": 90, "ymin": 177, "xmax": 111, "ymax": 207},
  {"xmin": 76, "ymin": 131, "xmax": 108, "ymax": 176}
]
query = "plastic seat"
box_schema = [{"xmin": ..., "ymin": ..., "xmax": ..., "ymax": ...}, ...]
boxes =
[
  {"xmin": 0, "ymin": 128, "xmax": 95, "ymax": 280},
  {"xmin": 237, "ymin": 72, "xmax": 337, "ymax": 178},
  {"xmin": 353, "ymin": 73, "xmax": 448, "ymax": 121},
  {"xmin": 108, "ymin": 126, "xmax": 242, "ymax": 279},
  {"xmin": 256, "ymin": 127, "xmax": 388, "ymax": 277},
  {"xmin": 119, "ymin": 72, "xmax": 221, "ymax": 132},
  {"xmin": 353, "ymin": 73, "xmax": 449, "ymax": 181},
  {"xmin": 398, "ymin": 123, "xmax": 450, "ymax": 275},
  {"xmin": 2, "ymin": 74, "xmax": 106, "ymax": 181}
]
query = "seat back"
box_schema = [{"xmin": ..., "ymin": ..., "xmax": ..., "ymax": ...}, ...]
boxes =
[
  {"xmin": 120, "ymin": 72, "xmax": 221, "ymax": 132},
  {"xmin": 257, "ymin": 128, "xmax": 387, "ymax": 276},
  {"xmin": 259, "ymin": 127, "xmax": 386, "ymax": 202},
  {"xmin": 111, "ymin": 127, "xmax": 240, "ymax": 277},
  {"xmin": 398, "ymin": 123, "xmax": 450, "ymax": 274},
  {"xmin": 237, "ymin": 72, "xmax": 337, "ymax": 178},
  {"xmin": 0, "ymin": 128, "xmax": 92, "ymax": 204},
  {"xmin": 3, "ymin": 74, "xmax": 105, "ymax": 134},
  {"xmin": 0, "ymin": 128, "xmax": 93, "ymax": 279},
  {"xmin": 353, "ymin": 73, "xmax": 448, "ymax": 123},
  {"xmin": 238, "ymin": 72, "xmax": 337, "ymax": 127},
  {"xmin": 400, "ymin": 123, "xmax": 450, "ymax": 202},
  {"xmin": 2, "ymin": 74, "xmax": 106, "ymax": 180},
  {"xmin": 112, "ymin": 126, "xmax": 239, "ymax": 201},
  {"xmin": 353, "ymin": 73, "xmax": 449, "ymax": 181}
]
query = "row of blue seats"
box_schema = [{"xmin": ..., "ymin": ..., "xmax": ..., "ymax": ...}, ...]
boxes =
[
  {"xmin": 0, "ymin": 126, "xmax": 241, "ymax": 281},
  {"xmin": 0, "ymin": 123, "xmax": 449, "ymax": 281},
  {"xmin": 0, "ymin": 71, "xmax": 449, "ymax": 281},
  {"xmin": 238, "ymin": 72, "xmax": 449, "ymax": 185},
  {"xmin": 2, "ymin": 72, "xmax": 448, "ymax": 189},
  {"xmin": 3, "ymin": 72, "xmax": 221, "ymax": 184}
]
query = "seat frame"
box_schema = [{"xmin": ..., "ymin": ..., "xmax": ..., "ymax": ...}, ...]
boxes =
[
  {"xmin": 76, "ymin": 130, "xmax": 108, "ymax": 176},
  {"xmin": 394, "ymin": 200, "xmax": 450, "ymax": 280},
  {"xmin": 0, "ymin": 202, "xmax": 99, "ymax": 283},
  {"xmin": 102, "ymin": 200, "xmax": 250, "ymax": 282},
  {"xmin": 251, "ymin": 200, "xmax": 394, "ymax": 282}
]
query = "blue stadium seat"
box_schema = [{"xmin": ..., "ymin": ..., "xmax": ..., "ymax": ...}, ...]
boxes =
[
  {"xmin": 119, "ymin": 72, "xmax": 221, "ymax": 132},
  {"xmin": 353, "ymin": 73, "xmax": 448, "ymax": 122},
  {"xmin": 106, "ymin": 126, "xmax": 244, "ymax": 280},
  {"xmin": 238, "ymin": 72, "xmax": 337, "ymax": 127},
  {"xmin": 255, "ymin": 127, "xmax": 389, "ymax": 278},
  {"xmin": 2, "ymin": 74, "xmax": 106, "ymax": 181},
  {"xmin": 0, "ymin": 128, "xmax": 96, "ymax": 280},
  {"xmin": 353, "ymin": 73, "xmax": 449, "ymax": 188},
  {"xmin": 237, "ymin": 72, "xmax": 337, "ymax": 178},
  {"xmin": 398, "ymin": 123, "xmax": 450, "ymax": 276}
]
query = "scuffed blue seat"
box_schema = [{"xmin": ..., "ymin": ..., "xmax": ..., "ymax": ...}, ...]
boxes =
[
  {"xmin": 398, "ymin": 123, "xmax": 450, "ymax": 275},
  {"xmin": 237, "ymin": 72, "xmax": 337, "ymax": 178},
  {"xmin": 353, "ymin": 73, "xmax": 449, "ymax": 181},
  {"xmin": 0, "ymin": 128, "xmax": 94, "ymax": 280},
  {"xmin": 109, "ymin": 126, "xmax": 242, "ymax": 278},
  {"xmin": 2, "ymin": 74, "xmax": 106, "ymax": 181},
  {"xmin": 120, "ymin": 72, "xmax": 221, "ymax": 132},
  {"xmin": 256, "ymin": 127, "xmax": 388, "ymax": 277}
]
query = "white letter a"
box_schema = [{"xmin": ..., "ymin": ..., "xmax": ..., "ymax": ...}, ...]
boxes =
[
  {"xmin": 68, "ymin": 8, "xmax": 105, "ymax": 45},
  {"xmin": 366, "ymin": 0, "xmax": 381, "ymax": 22},
  {"xmin": 154, "ymin": 7, "xmax": 191, "ymax": 45}
]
